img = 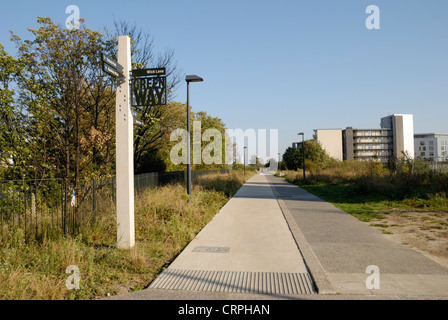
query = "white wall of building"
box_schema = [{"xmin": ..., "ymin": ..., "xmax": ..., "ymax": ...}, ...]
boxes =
[
  {"xmin": 402, "ymin": 114, "xmax": 415, "ymax": 159},
  {"xmin": 415, "ymin": 133, "xmax": 448, "ymax": 161},
  {"xmin": 314, "ymin": 129, "xmax": 343, "ymax": 161}
]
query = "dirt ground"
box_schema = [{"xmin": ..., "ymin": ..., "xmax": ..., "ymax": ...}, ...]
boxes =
[{"xmin": 368, "ymin": 211, "xmax": 448, "ymax": 269}]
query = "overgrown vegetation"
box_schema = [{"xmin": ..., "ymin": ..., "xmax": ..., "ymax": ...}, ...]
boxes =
[
  {"xmin": 1, "ymin": 17, "xmax": 234, "ymax": 184},
  {"xmin": 282, "ymin": 159, "xmax": 448, "ymax": 222},
  {"xmin": 0, "ymin": 171, "xmax": 253, "ymax": 300}
]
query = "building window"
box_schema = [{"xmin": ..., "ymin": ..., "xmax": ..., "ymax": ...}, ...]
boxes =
[
  {"xmin": 429, "ymin": 141, "xmax": 434, "ymax": 146},
  {"xmin": 420, "ymin": 141, "xmax": 425, "ymax": 146}
]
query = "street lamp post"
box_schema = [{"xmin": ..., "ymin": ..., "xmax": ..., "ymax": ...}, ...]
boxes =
[
  {"xmin": 244, "ymin": 146, "xmax": 247, "ymax": 175},
  {"xmin": 186, "ymin": 75, "xmax": 204, "ymax": 202},
  {"xmin": 278, "ymin": 153, "xmax": 281, "ymax": 172},
  {"xmin": 298, "ymin": 132, "xmax": 305, "ymax": 180}
]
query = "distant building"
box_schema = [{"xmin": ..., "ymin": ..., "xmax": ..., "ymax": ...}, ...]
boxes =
[
  {"xmin": 315, "ymin": 114, "xmax": 415, "ymax": 163},
  {"xmin": 414, "ymin": 133, "xmax": 448, "ymax": 161},
  {"xmin": 313, "ymin": 129, "xmax": 343, "ymax": 161},
  {"xmin": 342, "ymin": 127, "xmax": 393, "ymax": 163},
  {"xmin": 292, "ymin": 142, "xmax": 300, "ymax": 150},
  {"xmin": 380, "ymin": 114, "xmax": 415, "ymax": 159}
]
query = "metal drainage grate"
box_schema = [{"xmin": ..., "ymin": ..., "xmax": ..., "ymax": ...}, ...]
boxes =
[
  {"xmin": 193, "ymin": 247, "xmax": 230, "ymax": 253},
  {"xmin": 149, "ymin": 269, "xmax": 317, "ymax": 295}
]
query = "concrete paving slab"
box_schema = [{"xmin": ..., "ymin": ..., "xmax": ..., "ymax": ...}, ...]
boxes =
[
  {"xmin": 140, "ymin": 174, "xmax": 318, "ymax": 297},
  {"xmin": 166, "ymin": 174, "xmax": 309, "ymax": 274}
]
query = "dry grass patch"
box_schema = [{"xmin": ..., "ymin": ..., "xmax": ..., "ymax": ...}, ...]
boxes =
[
  {"xmin": 0, "ymin": 171, "xmax": 253, "ymax": 300},
  {"xmin": 367, "ymin": 211, "xmax": 448, "ymax": 269}
]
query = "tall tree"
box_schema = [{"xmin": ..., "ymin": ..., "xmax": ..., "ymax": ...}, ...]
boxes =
[{"xmin": 11, "ymin": 17, "xmax": 116, "ymax": 187}]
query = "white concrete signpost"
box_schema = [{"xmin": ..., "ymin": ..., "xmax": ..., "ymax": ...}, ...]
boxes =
[
  {"xmin": 114, "ymin": 36, "xmax": 135, "ymax": 249},
  {"xmin": 102, "ymin": 36, "xmax": 167, "ymax": 250}
]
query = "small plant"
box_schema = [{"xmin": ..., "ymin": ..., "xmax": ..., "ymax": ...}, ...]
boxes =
[{"xmin": 370, "ymin": 223, "xmax": 389, "ymax": 228}]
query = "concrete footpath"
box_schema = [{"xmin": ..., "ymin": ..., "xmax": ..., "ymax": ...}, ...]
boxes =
[{"xmin": 105, "ymin": 173, "xmax": 448, "ymax": 300}]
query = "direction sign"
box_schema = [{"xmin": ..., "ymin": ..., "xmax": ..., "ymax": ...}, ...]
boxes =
[
  {"xmin": 102, "ymin": 63, "xmax": 120, "ymax": 78},
  {"xmin": 101, "ymin": 53, "xmax": 122, "ymax": 78},
  {"xmin": 102, "ymin": 54, "xmax": 119, "ymax": 70},
  {"xmin": 131, "ymin": 68, "xmax": 166, "ymax": 77}
]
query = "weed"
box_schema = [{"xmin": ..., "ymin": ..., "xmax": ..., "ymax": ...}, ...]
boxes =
[{"xmin": 370, "ymin": 223, "xmax": 389, "ymax": 228}]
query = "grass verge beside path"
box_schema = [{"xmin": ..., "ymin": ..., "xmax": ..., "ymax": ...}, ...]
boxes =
[
  {"xmin": 281, "ymin": 170, "xmax": 448, "ymax": 223},
  {"xmin": 0, "ymin": 170, "xmax": 254, "ymax": 300},
  {"xmin": 279, "ymin": 169, "xmax": 448, "ymax": 268}
]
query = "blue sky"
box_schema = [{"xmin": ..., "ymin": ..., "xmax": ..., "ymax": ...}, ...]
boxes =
[{"xmin": 1, "ymin": 0, "xmax": 448, "ymax": 156}]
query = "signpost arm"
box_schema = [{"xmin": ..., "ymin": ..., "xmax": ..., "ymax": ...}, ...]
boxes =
[{"xmin": 116, "ymin": 35, "xmax": 135, "ymax": 249}]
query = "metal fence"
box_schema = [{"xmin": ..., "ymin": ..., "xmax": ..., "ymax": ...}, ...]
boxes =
[
  {"xmin": 0, "ymin": 170, "xmax": 229, "ymax": 243},
  {"xmin": 134, "ymin": 170, "xmax": 230, "ymax": 196},
  {"xmin": 0, "ymin": 179, "xmax": 64, "ymax": 243}
]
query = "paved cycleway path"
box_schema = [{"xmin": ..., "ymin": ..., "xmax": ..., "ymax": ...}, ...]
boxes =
[
  {"xmin": 266, "ymin": 174, "xmax": 448, "ymax": 297},
  {"xmin": 105, "ymin": 173, "xmax": 448, "ymax": 300}
]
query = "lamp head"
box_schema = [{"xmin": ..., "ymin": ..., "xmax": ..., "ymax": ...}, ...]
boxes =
[{"xmin": 186, "ymin": 75, "xmax": 204, "ymax": 83}]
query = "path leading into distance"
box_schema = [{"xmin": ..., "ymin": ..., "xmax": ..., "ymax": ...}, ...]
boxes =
[{"xmin": 106, "ymin": 173, "xmax": 448, "ymax": 300}]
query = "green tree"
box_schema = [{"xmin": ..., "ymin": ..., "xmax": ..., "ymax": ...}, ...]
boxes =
[
  {"xmin": 282, "ymin": 147, "xmax": 301, "ymax": 170},
  {"xmin": 11, "ymin": 17, "xmax": 116, "ymax": 187},
  {"xmin": 303, "ymin": 140, "xmax": 332, "ymax": 168},
  {"xmin": 0, "ymin": 43, "xmax": 30, "ymax": 179},
  {"xmin": 153, "ymin": 104, "xmax": 232, "ymax": 173},
  {"xmin": 145, "ymin": 101, "xmax": 187, "ymax": 172},
  {"xmin": 282, "ymin": 140, "xmax": 331, "ymax": 171},
  {"xmin": 192, "ymin": 111, "xmax": 230, "ymax": 170}
]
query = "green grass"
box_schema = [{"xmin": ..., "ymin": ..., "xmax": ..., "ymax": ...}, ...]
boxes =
[
  {"xmin": 297, "ymin": 183, "xmax": 390, "ymax": 222},
  {"xmin": 281, "ymin": 168, "xmax": 448, "ymax": 223}
]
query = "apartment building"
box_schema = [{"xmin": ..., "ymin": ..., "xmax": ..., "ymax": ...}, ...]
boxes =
[
  {"xmin": 414, "ymin": 133, "xmax": 448, "ymax": 161},
  {"xmin": 343, "ymin": 127, "xmax": 393, "ymax": 163},
  {"xmin": 314, "ymin": 114, "xmax": 414, "ymax": 163}
]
